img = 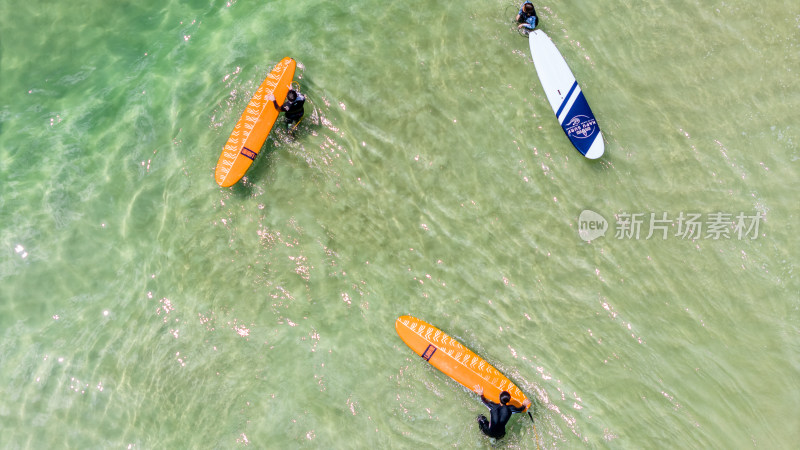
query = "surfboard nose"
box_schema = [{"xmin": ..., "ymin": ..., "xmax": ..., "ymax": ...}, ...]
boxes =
[{"xmin": 584, "ymin": 132, "xmax": 605, "ymax": 159}]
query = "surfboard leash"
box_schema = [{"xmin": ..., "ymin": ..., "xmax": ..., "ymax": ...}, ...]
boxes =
[
  {"xmin": 290, "ymin": 116, "xmax": 304, "ymax": 133},
  {"xmin": 528, "ymin": 412, "xmax": 542, "ymax": 450}
]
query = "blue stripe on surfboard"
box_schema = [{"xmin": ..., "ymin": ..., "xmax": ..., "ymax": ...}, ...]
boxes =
[
  {"xmin": 555, "ymin": 81, "xmax": 579, "ymax": 118},
  {"xmin": 560, "ymin": 91, "xmax": 601, "ymax": 156}
]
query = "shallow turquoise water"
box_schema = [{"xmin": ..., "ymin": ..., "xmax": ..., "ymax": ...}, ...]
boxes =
[{"xmin": 1, "ymin": 0, "xmax": 798, "ymax": 448}]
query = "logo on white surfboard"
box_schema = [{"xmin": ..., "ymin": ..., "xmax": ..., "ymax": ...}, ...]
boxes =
[{"xmin": 565, "ymin": 115, "xmax": 598, "ymax": 139}]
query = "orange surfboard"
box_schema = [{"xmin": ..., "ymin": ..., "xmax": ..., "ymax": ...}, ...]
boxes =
[
  {"xmin": 215, "ymin": 57, "xmax": 296, "ymax": 187},
  {"xmin": 396, "ymin": 315, "xmax": 529, "ymax": 410}
]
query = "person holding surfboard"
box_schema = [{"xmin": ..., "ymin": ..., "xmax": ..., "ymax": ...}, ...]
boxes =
[
  {"xmin": 474, "ymin": 386, "xmax": 531, "ymax": 439},
  {"xmin": 268, "ymin": 88, "xmax": 305, "ymax": 132},
  {"xmin": 516, "ymin": 1, "xmax": 538, "ymax": 31}
]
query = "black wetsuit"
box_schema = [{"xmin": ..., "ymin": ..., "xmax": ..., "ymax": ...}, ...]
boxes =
[
  {"xmin": 273, "ymin": 91, "xmax": 305, "ymax": 126},
  {"xmin": 477, "ymin": 395, "xmax": 526, "ymax": 439}
]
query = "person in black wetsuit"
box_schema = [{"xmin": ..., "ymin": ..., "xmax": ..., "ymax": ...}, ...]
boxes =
[
  {"xmin": 268, "ymin": 88, "xmax": 305, "ymax": 131},
  {"xmin": 474, "ymin": 386, "xmax": 531, "ymax": 439},
  {"xmin": 516, "ymin": 1, "xmax": 539, "ymax": 31}
]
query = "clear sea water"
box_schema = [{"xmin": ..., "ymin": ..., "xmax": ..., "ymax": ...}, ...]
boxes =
[{"xmin": 1, "ymin": 0, "xmax": 798, "ymax": 448}]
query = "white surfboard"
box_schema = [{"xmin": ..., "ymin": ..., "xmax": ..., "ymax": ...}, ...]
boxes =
[{"xmin": 529, "ymin": 29, "xmax": 604, "ymax": 159}]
